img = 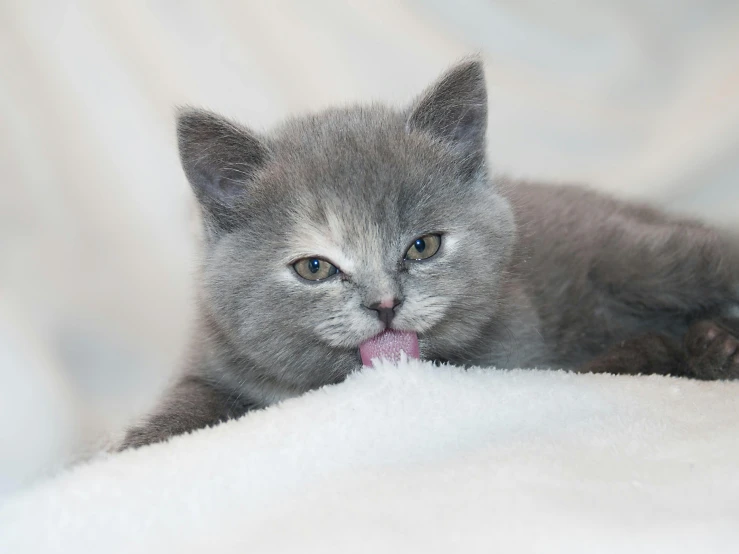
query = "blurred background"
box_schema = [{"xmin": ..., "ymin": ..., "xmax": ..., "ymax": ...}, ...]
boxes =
[{"xmin": 1, "ymin": 0, "xmax": 738, "ymax": 497}]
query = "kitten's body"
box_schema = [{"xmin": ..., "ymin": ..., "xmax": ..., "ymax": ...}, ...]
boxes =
[
  {"xmin": 501, "ymin": 181, "xmax": 739, "ymax": 370},
  {"xmin": 122, "ymin": 60, "xmax": 739, "ymax": 449}
]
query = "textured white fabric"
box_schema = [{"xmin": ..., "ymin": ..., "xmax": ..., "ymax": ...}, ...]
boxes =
[{"xmin": 2, "ymin": 359, "xmax": 738, "ymax": 553}]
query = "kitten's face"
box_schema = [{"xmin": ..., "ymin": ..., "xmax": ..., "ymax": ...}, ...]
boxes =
[{"xmin": 180, "ymin": 60, "xmax": 516, "ymax": 397}]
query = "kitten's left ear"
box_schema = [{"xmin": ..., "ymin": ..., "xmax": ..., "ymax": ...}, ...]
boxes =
[
  {"xmin": 406, "ymin": 58, "xmax": 488, "ymax": 171},
  {"xmin": 177, "ymin": 108, "xmax": 269, "ymax": 231}
]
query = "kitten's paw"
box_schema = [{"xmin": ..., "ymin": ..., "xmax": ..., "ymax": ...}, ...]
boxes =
[
  {"xmin": 118, "ymin": 426, "xmax": 171, "ymax": 451},
  {"xmin": 684, "ymin": 320, "xmax": 739, "ymax": 379}
]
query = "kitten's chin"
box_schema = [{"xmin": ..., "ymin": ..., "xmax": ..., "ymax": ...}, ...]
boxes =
[{"xmin": 358, "ymin": 330, "xmax": 420, "ymax": 367}]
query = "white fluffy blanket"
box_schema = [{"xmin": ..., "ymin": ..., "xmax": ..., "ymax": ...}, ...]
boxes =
[{"xmin": 1, "ymin": 360, "xmax": 738, "ymax": 553}]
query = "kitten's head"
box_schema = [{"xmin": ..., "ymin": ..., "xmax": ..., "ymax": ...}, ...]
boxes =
[{"xmin": 178, "ymin": 59, "xmax": 516, "ymax": 399}]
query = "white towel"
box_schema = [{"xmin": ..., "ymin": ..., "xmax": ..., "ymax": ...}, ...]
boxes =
[{"xmin": 2, "ymin": 359, "xmax": 738, "ymax": 553}]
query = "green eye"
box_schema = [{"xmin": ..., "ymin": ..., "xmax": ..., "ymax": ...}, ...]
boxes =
[
  {"xmin": 405, "ymin": 234, "xmax": 441, "ymax": 261},
  {"xmin": 293, "ymin": 257, "xmax": 340, "ymax": 281}
]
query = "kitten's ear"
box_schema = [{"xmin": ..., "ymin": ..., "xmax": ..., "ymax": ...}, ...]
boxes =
[
  {"xmin": 177, "ymin": 108, "xmax": 268, "ymax": 229},
  {"xmin": 406, "ymin": 58, "xmax": 488, "ymax": 171}
]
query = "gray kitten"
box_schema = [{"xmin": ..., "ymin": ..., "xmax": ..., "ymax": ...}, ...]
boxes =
[{"xmin": 121, "ymin": 59, "xmax": 739, "ymax": 449}]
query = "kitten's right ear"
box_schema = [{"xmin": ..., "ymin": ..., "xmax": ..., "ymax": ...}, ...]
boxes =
[
  {"xmin": 177, "ymin": 108, "xmax": 268, "ymax": 230},
  {"xmin": 406, "ymin": 58, "xmax": 488, "ymax": 176}
]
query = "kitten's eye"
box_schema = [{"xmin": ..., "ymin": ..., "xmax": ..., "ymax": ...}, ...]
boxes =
[
  {"xmin": 405, "ymin": 234, "xmax": 441, "ymax": 261},
  {"xmin": 293, "ymin": 257, "xmax": 340, "ymax": 281}
]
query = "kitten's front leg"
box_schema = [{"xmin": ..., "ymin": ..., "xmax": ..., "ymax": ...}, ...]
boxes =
[
  {"xmin": 119, "ymin": 376, "xmax": 252, "ymax": 450},
  {"xmin": 683, "ymin": 320, "xmax": 739, "ymax": 379},
  {"xmin": 578, "ymin": 320, "xmax": 739, "ymax": 379},
  {"xmin": 576, "ymin": 333, "xmax": 688, "ymax": 377}
]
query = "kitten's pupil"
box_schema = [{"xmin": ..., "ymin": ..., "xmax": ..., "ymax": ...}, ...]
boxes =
[
  {"xmin": 309, "ymin": 258, "xmax": 321, "ymax": 273},
  {"xmin": 415, "ymin": 238, "xmax": 426, "ymax": 253}
]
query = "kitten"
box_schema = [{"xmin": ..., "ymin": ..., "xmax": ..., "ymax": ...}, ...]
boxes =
[{"xmin": 121, "ymin": 59, "xmax": 739, "ymax": 449}]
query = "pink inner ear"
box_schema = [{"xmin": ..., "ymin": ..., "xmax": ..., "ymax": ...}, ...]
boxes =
[{"xmin": 359, "ymin": 330, "xmax": 420, "ymax": 367}]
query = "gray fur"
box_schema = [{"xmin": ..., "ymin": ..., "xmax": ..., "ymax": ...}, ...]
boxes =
[{"xmin": 120, "ymin": 59, "xmax": 739, "ymax": 449}]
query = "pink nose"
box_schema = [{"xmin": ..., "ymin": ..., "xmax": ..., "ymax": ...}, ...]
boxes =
[{"xmin": 366, "ymin": 297, "xmax": 403, "ymax": 327}]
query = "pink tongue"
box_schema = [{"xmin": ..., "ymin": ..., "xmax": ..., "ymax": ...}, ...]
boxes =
[{"xmin": 359, "ymin": 330, "xmax": 420, "ymax": 367}]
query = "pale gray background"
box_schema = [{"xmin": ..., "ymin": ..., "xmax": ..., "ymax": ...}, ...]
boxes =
[{"xmin": 1, "ymin": 0, "xmax": 738, "ymax": 494}]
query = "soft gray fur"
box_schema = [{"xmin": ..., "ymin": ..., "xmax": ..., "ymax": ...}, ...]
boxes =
[{"xmin": 121, "ymin": 59, "xmax": 739, "ymax": 449}]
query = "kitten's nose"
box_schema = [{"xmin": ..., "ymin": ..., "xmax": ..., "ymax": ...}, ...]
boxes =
[{"xmin": 367, "ymin": 297, "xmax": 402, "ymax": 327}]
